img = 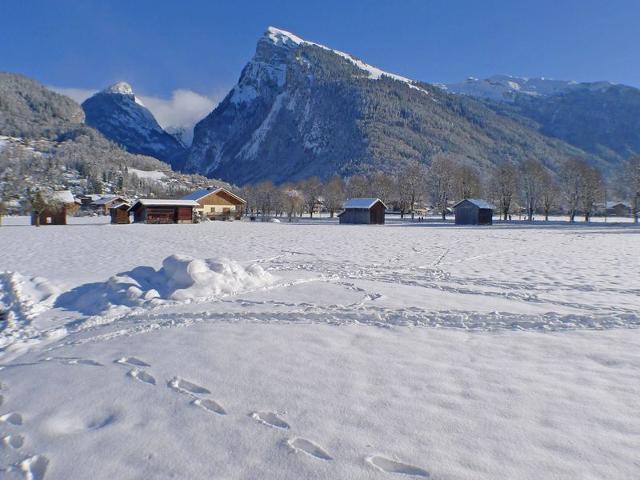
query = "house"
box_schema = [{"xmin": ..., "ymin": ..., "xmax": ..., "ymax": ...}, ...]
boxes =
[
  {"xmin": 453, "ymin": 198, "xmax": 495, "ymax": 225},
  {"xmin": 128, "ymin": 199, "xmax": 199, "ymax": 224},
  {"xmin": 109, "ymin": 202, "xmax": 131, "ymax": 224},
  {"xmin": 31, "ymin": 190, "xmax": 79, "ymax": 226},
  {"xmin": 181, "ymin": 186, "xmax": 246, "ymax": 220},
  {"xmin": 338, "ymin": 198, "xmax": 387, "ymax": 224},
  {"xmin": 92, "ymin": 195, "xmax": 128, "ymax": 214},
  {"xmin": 605, "ymin": 201, "xmax": 632, "ymax": 217}
]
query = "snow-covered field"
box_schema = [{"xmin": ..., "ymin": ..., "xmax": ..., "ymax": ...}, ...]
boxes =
[{"xmin": 1, "ymin": 217, "xmax": 639, "ymax": 479}]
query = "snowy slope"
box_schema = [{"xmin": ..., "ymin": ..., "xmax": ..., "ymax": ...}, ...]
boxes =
[{"xmin": 1, "ymin": 218, "xmax": 639, "ymax": 479}]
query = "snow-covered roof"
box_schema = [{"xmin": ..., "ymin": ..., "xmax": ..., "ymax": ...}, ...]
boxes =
[
  {"xmin": 50, "ymin": 190, "xmax": 76, "ymax": 204},
  {"xmin": 606, "ymin": 201, "xmax": 631, "ymax": 208},
  {"xmin": 343, "ymin": 198, "xmax": 388, "ymax": 209},
  {"xmin": 110, "ymin": 202, "xmax": 131, "ymax": 210},
  {"xmin": 92, "ymin": 195, "xmax": 126, "ymax": 206},
  {"xmin": 453, "ymin": 198, "xmax": 495, "ymax": 210},
  {"xmin": 181, "ymin": 187, "xmax": 246, "ymax": 204},
  {"xmin": 131, "ymin": 199, "xmax": 200, "ymax": 208}
]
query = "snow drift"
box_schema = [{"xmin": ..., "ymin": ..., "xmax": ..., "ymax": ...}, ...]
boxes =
[{"xmin": 56, "ymin": 255, "xmax": 274, "ymax": 315}]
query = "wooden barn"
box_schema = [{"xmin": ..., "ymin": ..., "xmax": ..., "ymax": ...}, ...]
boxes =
[
  {"xmin": 605, "ymin": 201, "xmax": 632, "ymax": 217},
  {"xmin": 453, "ymin": 199, "xmax": 495, "ymax": 225},
  {"xmin": 338, "ymin": 198, "xmax": 387, "ymax": 225},
  {"xmin": 109, "ymin": 202, "xmax": 131, "ymax": 224},
  {"xmin": 181, "ymin": 186, "xmax": 246, "ymax": 220},
  {"xmin": 31, "ymin": 190, "xmax": 79, "ymax": 226},
  {"xmin": 129, "ymin": 199, "xmax": 199, "ymax": 224},
  {"xmin": 92, "ymin": 195, "xmax": 129, "ymax": 214}
]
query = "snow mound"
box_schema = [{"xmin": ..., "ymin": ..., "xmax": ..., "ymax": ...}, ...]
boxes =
[
  {"xmin": 56, "ymin": 255, "xmax": 275, "ymax": 315},
  {"xmin": 0, "ymin": 272, "xmax": 58, "ymax": 348}
]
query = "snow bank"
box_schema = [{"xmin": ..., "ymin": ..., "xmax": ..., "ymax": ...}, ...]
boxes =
[
  {"xmin": 0, "ymin": 272, "xmax": 58, "ymax": 348},
  {"xmin": 55, "ymin": 255, "xmax": 275, "ymax": 315}
]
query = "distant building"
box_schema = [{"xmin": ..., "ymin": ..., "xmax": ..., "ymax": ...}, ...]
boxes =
[
  {"xmin": 453, "ymin": 199, "xmax": 495, "ymax": 225},
  {"xmin": 91, "ymin": 195, "xmax": 129, "ymax": 214},
  {"xmin": 181, "ymin": 187, "xmax": 246, "ymax": 220},
  {"xmin": 30, "ymin": 190, "xmax": 79, "ymax": 226},
  {"xmin": 129, "ymin": 199, "xmax": 199, "ymax": 224},
  {"xmin": 109, "ymin": 202, "xmax": 131, "ymax": 224},
  {"xmin": 338, "ymin": 198, "xmax": 387, "ymax": 225},
  {"xmin": 605, "ymin": 201, "xmax": 632, "ymax": 217}
]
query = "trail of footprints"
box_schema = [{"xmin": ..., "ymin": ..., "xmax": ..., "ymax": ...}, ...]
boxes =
[
  {"xmin": 115, "ymin": 355, "xmax": 430, "ymax": 477},
  {"xmin": 0, "ymin": 382, "xmax": 50, "ymax": 480},
  {"xmin": 0, "ymin": 354, "xmax": 429, "ymax": 478}
]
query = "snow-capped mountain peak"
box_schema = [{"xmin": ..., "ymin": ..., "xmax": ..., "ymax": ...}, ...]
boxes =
[
  {"xmin": 262, "ymin": 26, "xmax": 427, "ymax": 93},
  {"xmin": 103, "ymin": 81, "xmax": 135, "ymax": 96}
]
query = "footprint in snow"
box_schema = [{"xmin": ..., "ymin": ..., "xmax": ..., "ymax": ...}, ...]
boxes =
[
  {"xmin": 192, "ymin": 398, "xmax": 226, "ymax": 415},
  {"xmin": 115, "ymin": 356, "xmax": 150, "ymax": 367},
  {"xmin": 366, "ymin": 456, "xmax": 430, "ymax": 477},
  {"xmin": 127, "ymin": 368, "xmax": 156, "ymax": 385},
  {"xmin": 287, "ymin": 437, "xmax": 332, "ymax": 460},
  {"xmin": 0, "ymin": 412, "xmax": 23, "ymax": 426},
  {"xmin": 19, "ymin": 455, "xmax": 49, "ymax": 480},
  {"xmin": 66, "ymin": 359, "xmax": 103, "ymax": 367},
  {"xmin": 251, "ymin": 411, "xmax": 290, "ymax": 430},
  {"xmin": 168, "ymin": 377, "xmax": 210, "ymax": 396},
  {"xmin": 1, "ymin": 434, "xmax": 24, "ymax": 449}
]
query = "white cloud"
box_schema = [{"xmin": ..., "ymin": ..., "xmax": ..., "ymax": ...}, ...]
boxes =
[{"xmin": 50, "ymin": 85, "xmax": 225, "ymax": 145}]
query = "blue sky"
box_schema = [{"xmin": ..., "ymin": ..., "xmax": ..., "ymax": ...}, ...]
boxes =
[{"xmin": 2, "ymin": 0, "xmax": 638, "ymax": 121}]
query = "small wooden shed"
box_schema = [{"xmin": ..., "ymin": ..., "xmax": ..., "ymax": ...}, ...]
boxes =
[
  {"xmin": 30, "ymin": 190, "xmax": 78, "ymax": 226},
  {"xmin": 453, "ymin": 199, "xmax": 495, "ymax": 225},
  {"xmin": 129, "ymin": 199, "xmax": 199, "ymax": 224},
  {"xmin": 181, "ymin": 186, "xmax": 246, "ymax": 220},
  {"xmin": 338, "ymin": 198, "xmax": 387, "ymax": 225},
  {"xmin": 109, "ymin": 202, "xmax": 131, "ymax": 224},
  {"xmin": 93, "ymin": 195, "xmax": 129, "ymax": 215}
]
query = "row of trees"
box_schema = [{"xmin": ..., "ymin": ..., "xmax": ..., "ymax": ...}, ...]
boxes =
[{"xmin": 238, "ymin": 154, "xmax": 640, "ymax": 223}]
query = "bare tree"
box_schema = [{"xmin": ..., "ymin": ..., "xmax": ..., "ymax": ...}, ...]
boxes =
[
  {"xmin": 453, "ymin": 164, "xmax": 481, "ymax": 201},
  {"xmin": 0, "ymin": 200, "xmax": 6, "ymax": 226},
  {"xmin": 427, "ymin": 154, "xmax": 456, "ymax": 220},
  {"xmin": 559, "ymin": 158, "xmax": 589, "ymax": 222},
  {"xmin": 369, "ymin": 172, "xmax": 395, "ymax": 206},
  {"xmin": 254, "ymin": 181, "xmax": 276, "ymax": 219},
  {"xmin": 398, "ymin": 161, "xmax": 426, "ymax": 219},
  {"xmin": 520, "ymin": 158, "xmax": 546, "ymax": 221},
  {"xmin": 300, "ymin": 176, "xmax": 323, "ymax": 218},
  {"xmin": 578, "ymin": 163, "xmax": 603, "ymax": 222},
  {"xmin": 623, "ymin": 155, "xmax": 640, "ymax": 223},
  {"xmin": 490, "ymin": 163, "xmax": 517, "ymax": 220},
  {"xmin": 282, "ymin": 187, "xmax": 305, "ymax": 222},
  {"xmin": 322, "ymin": 176, "xmax": 346, "ymax": 217},
  {"xmin": 346, "ymin": 175, "xmax": 370, "ymax": 199},
  {"xmin": 539, "ymin": 169, "xmax": 560, "ymax": 221}
]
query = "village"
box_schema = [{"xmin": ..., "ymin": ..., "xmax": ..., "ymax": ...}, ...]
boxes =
[{"xmin": 10, "ymin": 184, "xmax": 637, "ymax": 227}]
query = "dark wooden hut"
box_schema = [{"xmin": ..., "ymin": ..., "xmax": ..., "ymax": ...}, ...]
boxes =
[
  {"xmin": 338, "ymin": 198, "xmax": 387, "ymax": 225},
  {"xmin": 129, "ymin": 199, "xmax": 199, "ymax": 224},
  {"xmin": 453, "ymin": 199, "xmax": 495, "ymax": 225},
  {"xmin": 109, "ymin": 202, "xmax": 131, "ymax": 224}
]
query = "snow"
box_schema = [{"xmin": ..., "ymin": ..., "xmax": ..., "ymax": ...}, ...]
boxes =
[
  {"xmin": 49, "ymin": 190, "xmax": 75, "ymax": 204},
  {"xmin": 0, "ymin": 218, "xmax": 639, "ymax": 479},
  {"xmin": 127, "ymin": 168, "xmax": 167, "ymax": 181},
  {"xmin": 266, "ymin": 27, "xmax": 429, "ymax": 94},
  {"xmin": 343, "ymin": 198, "xmax": 387, "ymax": 209},
  {"xmin": 103, "ymin": 82, "xmax": 135, "ymax": 96},
  {"xmin": 131, "ymin": 199, "xmax": 200, "ymax": 207},
  {"xmin": 454, "ymin": 198, "xmax": 495, "ymax": 209}
]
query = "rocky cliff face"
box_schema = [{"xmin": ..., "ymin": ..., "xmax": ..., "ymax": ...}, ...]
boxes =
[
  {"xmin": 187, "ymin": 28, "xmax": 589, "ymax": 185},
  {"xmin": 82, "ymin": 82, "xmax": 186, "ymax": 167}
]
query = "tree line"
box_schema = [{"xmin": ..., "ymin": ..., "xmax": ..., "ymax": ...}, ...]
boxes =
[{"xmin": 239, "ymin": 154, "xmax": 640, "ymax": 223}]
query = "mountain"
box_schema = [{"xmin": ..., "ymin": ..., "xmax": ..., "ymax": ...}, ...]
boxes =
[
  {"xmin": 438, "ymin": 75, "xmax": 581, "ymax": 102},
  {"xmin": 82, "ymin": 82, "xmax": 186, "ymax": 167},
  {"xmin": 0, "ymin": 73, "xmax": 227, "ymax": 210},
  {"xmin": 441, "ymin": 75, "xmax": 640, "ymax": 164},
  {"xmin": 186, "ymin": 28, "xmax": 591, "ymax": 185},
  {"xmin": 0, "ymin": 72, "xmax": 85, "ymax": 138}
]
